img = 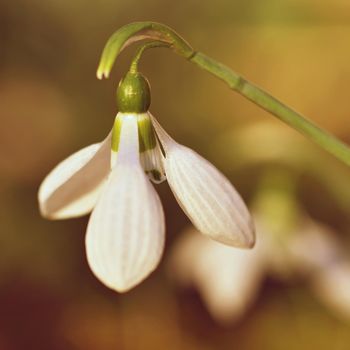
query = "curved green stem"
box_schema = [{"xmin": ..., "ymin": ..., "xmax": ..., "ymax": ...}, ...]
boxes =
[
  {"xmin": 97, "ymin": 21, "xmax": 350, "ymax": 167},
  {"xmin": 97, "ymin": 22, "xmax": 193, "ymax": 79},
  {"xmin": 190, "ymin": 52, "xmax": 350, "ymax": 166},
  {"xmin": 129, "ymin": 41, "xmax": 170, "ymax": 74}
]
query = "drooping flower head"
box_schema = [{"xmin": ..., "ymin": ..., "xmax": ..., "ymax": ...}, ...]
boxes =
[{"xmin": 38, "ymin": 66, "xmax": 255, "ymax": 292}]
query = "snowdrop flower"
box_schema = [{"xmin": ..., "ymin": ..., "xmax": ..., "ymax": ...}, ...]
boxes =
[
  {"xmin": 38, "ymin": 70, "xmax": 255, "ymax": 292},
  {"xmin": 169, "ymin": 227, "xmax": 267, "ymax": 323},
  {"xmin": 170, "ymin": 217, "xmax": 350, "ymax": 324}
]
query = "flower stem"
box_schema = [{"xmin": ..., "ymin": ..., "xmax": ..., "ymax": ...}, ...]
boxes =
[
  {"xmin": 129, "ymin": 41, "xmax": 169, "ymax": 74},
  {"xmin": 190, "ymin": 52, "xmax": 350, "ymax": 166},
  {"xmin": 97, "ymin": 21, "xmax": 350, "ymax": 167}
]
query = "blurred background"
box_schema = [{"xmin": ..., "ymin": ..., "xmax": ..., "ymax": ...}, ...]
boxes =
[{"xmin": 1, "ymin": 0, "xmax": 350, "ymax": 349}]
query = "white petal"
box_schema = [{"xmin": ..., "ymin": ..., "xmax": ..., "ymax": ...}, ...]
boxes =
[
  {"xmin": 86, "ymin": 116, "xmax": 165, "ymax": 292},
  {"xmin": 287, "ymin": 219, "xmax": 341, "ymax": 273},
  {"xmin": 169, "ymin": 228, "xmax": 265, "ymax": 324},
  {"xmin": 137, "ymin": 112, "xmax": 166, "ymax": 183},
  {"xmin": 311, "ymin": 262, "xmax": 350, "ymax": 320},
  {"xmin": 152, "ymin": 116, "xmax": 254, "ymax": 248},
  {"xmin": 111, "ymin": 112, "xmax": 166, "ymax": 183},
  {"xmin": 140, "ymin": 139, "xmax": 166, "ymax": 184},
  {"xmin": 38, "ymin": 133, "xmax": 111, "ymax": 219}
]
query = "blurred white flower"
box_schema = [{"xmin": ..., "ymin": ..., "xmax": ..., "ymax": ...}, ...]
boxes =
[
  {"xmin": 38, "ymin": 108, "xmax": 254, "ymax": 292},
  {"xmin": 170, "ymin": 218, "xmax": 350, "ymax": 324},
  {"xmin": 170, "ymin": 227, "xmax": 267, "ymax": 323},
  {"xmin": 311, "ymin": 262, "xmax": 350, "ymax": 320}
]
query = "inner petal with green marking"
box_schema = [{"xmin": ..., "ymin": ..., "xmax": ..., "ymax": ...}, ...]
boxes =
[{"xmin": 111, "ymin": 112, "xmax": 166, "ymax": 183}]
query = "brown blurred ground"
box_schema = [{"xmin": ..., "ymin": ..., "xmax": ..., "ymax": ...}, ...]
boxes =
[{"xmin": 1, "ymin": 0, "xmax": 350, "ymax": 349}]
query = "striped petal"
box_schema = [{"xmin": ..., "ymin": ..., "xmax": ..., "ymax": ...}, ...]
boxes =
[
  {"xmin": 152, "ymin": 116, "xmax": 255, "ymax": 248},
  {"xmin": 140, "ymin": 139, "xmax": 166, "ymax": 184},
  {"xmin": 86, "ymin": 115, "xmax": 165, "ymax": 292},
  {"xmin": 38, "ymin": 133, "xmax": 111, "ymax": 219}
]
